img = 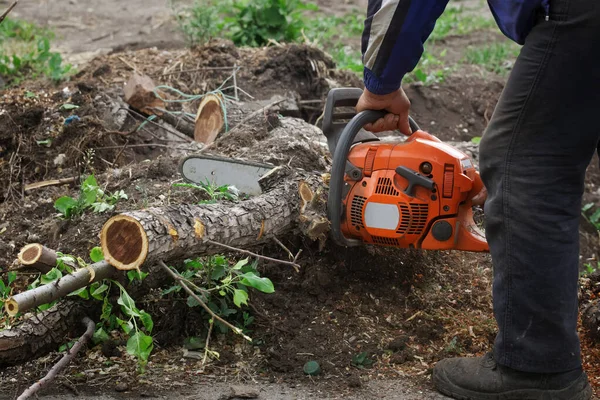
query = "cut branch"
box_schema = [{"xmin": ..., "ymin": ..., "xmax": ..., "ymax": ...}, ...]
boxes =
[
  {"xmin": 17, "ymin": 317, "xmax": 95, "ymax": 400},
  {"xmin": 100, "ymin": 167, "xmax": 326, "ymax": 271},
  {"xmin": 158, "ymin": 260, "xmax": 250, "ymax": 341},
  {"xmin": 207, "ymin": 239, "xmax": 300, "ymax": 272},
  {"xmin": 0, "ymin": 1, "xmax": 18, "ymax": 25},
  {"xmin": 194, "ymin": 93, "xmax": 224, "ymax": 145},
  {"xmin": 5, "ymin": 261, "xmax": 116, "ymax": 316},
  {"xmin": 17, "ymin": 244, "xmax": 58, "ymax": 274}
]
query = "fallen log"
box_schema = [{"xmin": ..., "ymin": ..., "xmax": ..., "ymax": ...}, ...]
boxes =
[
  {"xmin": 5, "ymin": 261, "xmax": 115, "ymax": 316},
  {"xmin": 101, "ymin": 167, "xmax": 328, "ymax": 271},
  {"xmin": 0, "ymin": 301, "xmax": 84, "ymax": 366},
  {"xmin": 17, "ymin": 244, "xmax": 58, "ymax": 274}
]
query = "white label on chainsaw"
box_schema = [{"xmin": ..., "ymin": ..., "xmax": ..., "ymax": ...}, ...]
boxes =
[{"xmin": 364, "ymin": 202, "xmax": 400, "ymax": 230}]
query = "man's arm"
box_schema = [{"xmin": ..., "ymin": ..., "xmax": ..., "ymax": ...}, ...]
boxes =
[{"xmin": 362, "ymin": 0, "xmax": 450, "ymax": 95}]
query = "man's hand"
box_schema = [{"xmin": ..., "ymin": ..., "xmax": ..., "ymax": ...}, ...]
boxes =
[
  {"xmin": 356, "ymin": 87, "xmax": 412, "ymax": 135},
  {"xmin": 472, "ymin": 187, "xmax": 488, "ymax": 207}
]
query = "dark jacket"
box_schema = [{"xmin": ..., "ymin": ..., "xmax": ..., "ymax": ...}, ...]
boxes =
[{"xmin": 362, "ymin": 0, "xmax": 550, "ymax": 95}]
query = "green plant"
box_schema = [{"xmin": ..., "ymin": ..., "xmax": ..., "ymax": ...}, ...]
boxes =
[
  {"xmin": 582, "ymin": 262, "xmax": 599, "ymax": 276},
  {"xmin": 173, "ymin": 181, "xmax": 238, "ymax": 204},
  {"xmin": 164, "ymin": 256, "xmax": 273, "ymax": 335},
  {"xmin": 582, "ymin": 203, "xmax": 600, "ymax": 230},
  {"xmin": 351, "ymin": 351, "xmax": 374, "ymax": 368},
  {"xmin": 405, "ymin": 49, "xmax": 450, "ymax": 85},
  {"xmin": 224, "ymin": 0, "xmax": 317, "ymax": 47},
  {"xmin": 54, "ymin": 175, "xmax": 128, "ymax": 219},
  {"xmin": 429, "ymin": 7, "xmax": 495, "ymax": 41},
  {"xmin": 465, "ymin": 42, "xmax": 521, "ymax": 74},
  {"xmin": 0, "ymin": 272, "xmax": 17, "ymax": 316},
  {"xmin": 174, "ymin": 0, "xmax": 224, "ymax": 46},
  {"xmin": 0, "ymin": 18, "xmax": 72, "ymax": 84}
]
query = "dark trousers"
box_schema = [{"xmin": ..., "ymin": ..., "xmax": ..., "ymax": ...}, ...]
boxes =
[{"xmin": 479, "ymin": 0, "xmax": 600, "ymax": 373}]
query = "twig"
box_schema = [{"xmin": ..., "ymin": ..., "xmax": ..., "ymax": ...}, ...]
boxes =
[
  {"xmin": 17, "ymin": 317, "xmax": 95, "ymax": 400},
  {"xmin": 272, "ymin": 237, "xmax": 293, "ymax": 261},
  {"xmin": 158, "ymin": 261, "xmax": 252, "ymax": 341},
  {"xmin": 120, "ymin": 107, "xmax": 195, "ymax": 143},
  {"xmin": 232, "ymin": 63, "xmax": 239, "ymax": 102},
  {"xmin": 206, "ymin": 239, "xmax": 300, "ymax": 272},
  {"xmin": 202, "ymin": 320, "xmax": 214, "ymax": 367},
  {"xmin": 24, "ymin": 177, "xmax": 77, "ymax": 192},
  {"xmin": 200, "ymin": 99, "xmax": 286, "ymax": 153},
  {"xmin": 0, "ymin": 0, "xmax": 18, "ymax": 25},
  {"xmin": 94, "ymin": 143, "xmax": 197, "ymax": 150},
  {"xmin": 118, "ymin": 56, "xmax": 138, "ymax": 73},
  {"xmin": 157, "ymin": 66, "xmax": 239, "ymax": 76}
]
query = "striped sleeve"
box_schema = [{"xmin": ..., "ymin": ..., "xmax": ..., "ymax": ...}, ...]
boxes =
[{"xmin": 361, "ymin": 0, "xmax": 450, "ymax": 95}]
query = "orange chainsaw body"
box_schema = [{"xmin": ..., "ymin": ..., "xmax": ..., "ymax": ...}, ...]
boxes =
[{"xmin": 340, "ymin": 130, "xmax": 489, "ymax": 252}]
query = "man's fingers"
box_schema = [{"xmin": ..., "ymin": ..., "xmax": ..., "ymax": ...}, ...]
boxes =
[
  {"xmin": 398, "ymin": 114, "xmax": 412, "ymax": 136},
  {"xmin": 365, "ymin": 114, "xmax": 402, "ymax": 133}
]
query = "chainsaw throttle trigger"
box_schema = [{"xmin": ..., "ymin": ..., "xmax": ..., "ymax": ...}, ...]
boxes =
[{"xmin": 395, "ymin": 166, "xmax": 435, "ymax": 197}]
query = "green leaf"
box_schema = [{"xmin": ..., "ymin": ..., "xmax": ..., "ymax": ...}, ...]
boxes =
[
  {"xmin": 91, "ymin": 202, "xmax": 113, "ymax": 213},
  {"xmin": 68, "ymin": 287, "xmax": 89, "ymax": 300},
  {"xmin": 211, "ymin": 263, "xmax": 226, "ymax": 281},
  {"xmin": 116, "ymin": 318, "xmax": 133, "ymax": 334},
  {"xmin": 139, "ymin": 311, "xmax": 154, "ymax": 333},
  {"xmin": 239, "ymin": 272, "xmax": 275, "ymax": 293},
  {"xmin": 233, "ymin": 289, "xmax": 249, "ymax": 308},
  {"xmin": 183, "ymin": 336, "xmax": 204, "ymax": 350},
  {"xmin": 101, "ymin": 296, "xmax": 113, "ymax": 321},
  {"xmin": 184, "ymin": 259, "xmax": 203, "ymax": 270},
  {"xmin": 0, "ymin": 280, "xmax": 6, "ymax": 297},
  {"xmin": 187, "ymin": 295, "xmax": 201, "ymax": 308},
  {"xmin": 127, "ymin": 270, "xmax": 148, "ymax": 282},
  {"xmin": 54, "ymin": 196, "xmax": 77, "ymax": 218},
  {"xmin": 92, "ymin": 327, "xmax": 110, "ymax": 344},
  {"xmin": 127, "ymin": 332, "xmax": 153, "ymax": 361},
  {"xmin": 91, "ymin": 283, "xmax": 109, "ymax": 300},
  {"xmin": 161, "ymin": 285, "xmax": 181, "ymax": 295},
  {"xmin": 60, "ymin": 103, "xmax": 79, "ymax": 110},
  {"xmin": 582, "ymin": 203, "xmax": 595, "ymax": 212},
  {"xmin": 471, "ymin": 136, "xmax": 482, "ymax": 144},
  {"xmin": 7, "ymin": 271, "xmax": 16, "ymax": 286},
  {"xmin": 413, "ymin": 69, "xmax": 428, "ymax": 83},
  {"xmin": 89, "ymin": 247, "xmax": 104, "ymax": 263},
  {"xmin": 41, "ymin": 268, "xmax": 62, "ymax": 284},
  {"xmin": 114, "ymin": 281, "xmax": 140, "ymax": 317},
  {"xmin": 233, "ymin": 258, "xmax": 249, "ymax": 270}
]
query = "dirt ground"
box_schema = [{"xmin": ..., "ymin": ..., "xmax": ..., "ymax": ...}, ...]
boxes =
[{"xmin": 1, "ymin": 1, "xmax": 600, "ymax": 400}]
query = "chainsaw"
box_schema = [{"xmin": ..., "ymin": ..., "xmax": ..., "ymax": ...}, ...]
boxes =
[{"xmin": 322, "ymin": 88, "xmax": 488, "ymax": 252}]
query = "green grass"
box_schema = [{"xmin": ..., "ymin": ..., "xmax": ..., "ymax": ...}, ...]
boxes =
[
  {"xmin": 0, "ymin": 18, "xmax": 72, "ymax": 84},
  {"xmin": 429, "ymin": 6, "xmax": 496, "ymax": 41},
  {"xmin": 465, "ymin": 42, "xmax": 521, "ymax": 74}
]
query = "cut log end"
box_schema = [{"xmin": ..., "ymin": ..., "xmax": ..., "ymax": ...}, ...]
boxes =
[
  {"xmin": 101, "ymin": 215, "xmax": 148, "ymax": 271},
  {"xmin": 5, "ymin": 298, "xmax": 19, "ymax": 317},
  {"xmin": 18, "ymin": 244, "xmax": 43, "ymax": 265},
  {"xmin": 194, "ymin": 94, "xmax": 225, "ymax": 145}
]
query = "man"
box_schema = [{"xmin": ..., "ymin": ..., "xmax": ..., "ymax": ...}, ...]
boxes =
[{"xmin": 357, "ymin": 1, "xmax": 600, "ymax": 399}]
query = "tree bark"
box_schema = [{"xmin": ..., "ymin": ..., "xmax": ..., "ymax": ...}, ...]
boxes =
[
  {"xmin": 5, "ymin": 261, "xmax": 116, "ymax": 316},
  {"xmin": 0, "ymin": 301, "xmax": 84, "ymax": 367},
  {"xmin": 101, "ymin": 167, "xmax": 327, "ymax": 271}
]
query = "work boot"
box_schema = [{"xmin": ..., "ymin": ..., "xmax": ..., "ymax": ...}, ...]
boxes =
[{"xmin": 432, "ymin": 353, "xmax": 592, "ymax": 400}]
